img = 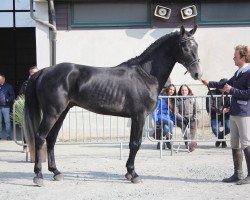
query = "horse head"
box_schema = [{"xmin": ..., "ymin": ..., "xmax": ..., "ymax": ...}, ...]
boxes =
[{"xmin": 176, "ymin": 25, "xmax": 203, "ymax": 80}]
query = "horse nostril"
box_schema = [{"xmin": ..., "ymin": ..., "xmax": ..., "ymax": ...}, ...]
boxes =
[{"xmin": 195, "ymin": 73, "xmax": 199, "ymax": 79}]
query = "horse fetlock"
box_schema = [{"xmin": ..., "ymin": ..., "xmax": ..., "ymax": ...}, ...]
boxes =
[
  {"xmin": 34, "ymin": 170, "xmax": 43, "ymax": 178},
  {"xmin": 126, "ymin": 164, "xmax": 134, "ymax": 172},
  {"xmin": 48, "ymin": 167, "xmax": 59, "ymax": 173}
]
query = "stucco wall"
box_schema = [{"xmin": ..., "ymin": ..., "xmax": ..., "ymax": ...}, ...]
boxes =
[
  {"xmin": 34, "ymin": 2, "xmax": 250, "ymax": 139},
  {"xmin": 35, "ymin": 1, "xmax": 51, "ymax": 69},
  {"xmin": 34, "ymin": 2, "xmax": 250, "ymax": 96},
  {"xmin": 36, "ymin": 25, "xmax": 250, "ymax": 96}
]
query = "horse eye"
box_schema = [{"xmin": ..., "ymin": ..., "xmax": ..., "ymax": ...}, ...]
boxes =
[{"xmin": 183, "ymin": 46, "xmax": 189, "ymax": 52}]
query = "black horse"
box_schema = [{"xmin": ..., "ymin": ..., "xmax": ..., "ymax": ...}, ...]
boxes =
[{"xmin": 24, "ymin": 26, "xmax": 202, "ymax": 186}]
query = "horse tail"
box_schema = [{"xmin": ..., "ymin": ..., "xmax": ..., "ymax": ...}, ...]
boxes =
[{"xmin": 23, "ymin": 70, "xmax": 43, "ymax": 162}]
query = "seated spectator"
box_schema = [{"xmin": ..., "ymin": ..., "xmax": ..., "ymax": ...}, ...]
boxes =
[
  {"xmin": 175, "ymin": 84, "xmax": 199, "ymax": 152},
  {"xmin": 152, "ymin": 84, "xmax": 176, "ymax": 149},
  {"xmin": 206, "ymin": 78, "xmax": 230, "ymax": 148}
]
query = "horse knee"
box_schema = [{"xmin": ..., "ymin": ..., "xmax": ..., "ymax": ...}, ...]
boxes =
[
  {"xmin": 35, "ymin": 136, "xmax": 46, "ymax": 149},
  {"xmin": 129, "ymin": 139, "xmax": 142, "ymax": 150}
]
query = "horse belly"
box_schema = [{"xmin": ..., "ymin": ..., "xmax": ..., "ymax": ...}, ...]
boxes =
[{"xmin": 77, "ymin": 84, "xmax": 129, "ymax": 116}]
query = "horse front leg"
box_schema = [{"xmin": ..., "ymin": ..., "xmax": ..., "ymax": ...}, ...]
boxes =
[
  {"xmin": 47, "ymin": 107, "xmax": 69, "ymax": 181},
  {"xmin": 125, "ymin": 115, "xmax": 145, "ymax": 183}
]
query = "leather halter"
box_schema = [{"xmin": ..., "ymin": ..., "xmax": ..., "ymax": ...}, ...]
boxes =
[{"xmin": 179, "ymin": 37, "xmax": 200, "ymax": 74}]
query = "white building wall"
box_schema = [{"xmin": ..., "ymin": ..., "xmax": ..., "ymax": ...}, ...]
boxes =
[
  {"xmin": 31, "ymin": 2, "xmax": 250, "ymax": 94},
  {"xmin": 55, "ymin": 27, "xmax": 250, "ymax": 95},
  {"xmin": 34, "ymin": 1, "xmax": 51, "ymax": 68},
  {"xmin": 33, "ymin": 2, "xmax": 250, "ymax": 140}
]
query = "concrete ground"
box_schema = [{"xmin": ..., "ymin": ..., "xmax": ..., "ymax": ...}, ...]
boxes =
[{"xmin": 0, "ymin": 140, "xmax": 249, "ymax": 200}]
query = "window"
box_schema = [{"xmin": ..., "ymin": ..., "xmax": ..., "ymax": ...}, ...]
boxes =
[
  {"xmin": 0, "ymin": 0, "xmax": 35, "ymax": 28},
  {"xmin": 71, "ymin": 2, "xmax": 150, "ymax": 28},
  {"xmin": 0, "ymin": 13, "xmax": 13, "ymax": 27},
  {"xmin": 0, "ymin": 0, "xmax": 13, "ymax": 10},
  {"xmin": 198, "ymin": 2, "xmax": 250, "ymax": 25}
]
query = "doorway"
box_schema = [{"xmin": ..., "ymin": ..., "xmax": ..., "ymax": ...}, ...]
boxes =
[{"xmin": 0, "ymin": 27, "xmax": 36, "ymax": 96}]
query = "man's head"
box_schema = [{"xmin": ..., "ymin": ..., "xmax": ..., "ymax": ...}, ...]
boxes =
[
  {"xmin": 29, "ymin": 66, "xmax": 39, "ymax": 76},
  {"xmin": 0, "ymin": 74, "xmax": 6, "ymax": 85},
  {"xmin": 234, "ymin": 45, "xmax": 250, "ymax": 67}
]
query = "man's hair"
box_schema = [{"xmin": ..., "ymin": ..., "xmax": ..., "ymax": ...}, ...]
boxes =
[
  {"xmin": 235, "ymin": 45, "xmax": 250, "ymax": 62},
  {"xmin": 0, "ymin": 73, "xmax": 6, "ymax": 78}
]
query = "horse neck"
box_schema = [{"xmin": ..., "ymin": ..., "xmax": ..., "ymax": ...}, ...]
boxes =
[{"xmin": 139, "ymin": 36, "xmax": 178, "ymax": 93}]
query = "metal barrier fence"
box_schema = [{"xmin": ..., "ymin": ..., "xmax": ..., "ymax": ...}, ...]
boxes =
[
  {"xmin": 146, "ymin": 94, "xmax": 231, "ymax": 157},
  {"xmin": 13, "ymin": 94, "xmax": 230, "ymax": 160}
]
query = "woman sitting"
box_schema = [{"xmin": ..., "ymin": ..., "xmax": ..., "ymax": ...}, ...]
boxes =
[
  {"xmin": 152, "ymin": 84, "xmax": 176, "ymax": 149},
  {"xmin": 175, "ymin": 84, "xmax": 199, "ymax": 152}
]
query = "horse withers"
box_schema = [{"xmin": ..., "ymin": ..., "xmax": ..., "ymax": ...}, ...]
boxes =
[{"xmin": 24, "ymin": 25, "xmax": 202, "ymax": 186}]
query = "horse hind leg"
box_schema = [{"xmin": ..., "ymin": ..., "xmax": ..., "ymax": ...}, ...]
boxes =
[
  {"xmin": 46, "ymin": 107, "xmax": 70, "ymax": 181},
  {"xmin": 125, "ymin": 115, "xmax": 145, "ymax": 183},
  {"xmin": 33, "ymin": 113, "xmax": 62, "ymax": 187}
]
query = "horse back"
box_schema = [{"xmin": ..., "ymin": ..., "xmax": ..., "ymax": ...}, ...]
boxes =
[
  {"xmin": 74, "ymin": 64, "xmax": 158, "ymax": 117},
  {"xmin": 36, "ymin": 63, "xmax": 158, "ymax": 117}
]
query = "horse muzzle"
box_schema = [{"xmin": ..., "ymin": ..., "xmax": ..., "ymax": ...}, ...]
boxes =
[{"xmin": 189, "ymin": 64, "xmax": 203, "ymax": 80}]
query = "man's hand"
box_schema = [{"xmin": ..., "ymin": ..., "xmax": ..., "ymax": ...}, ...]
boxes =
[
  {"xmin": 223, "ymin": 83, "xmax": 232, "ymax": 93},
  {"xmin": 201, "ymin": 79, "xmax": 209, "ymax": 86},
  {"xmin": 223, "ymin": 107, "xmax": 230, "ymax": 113}
]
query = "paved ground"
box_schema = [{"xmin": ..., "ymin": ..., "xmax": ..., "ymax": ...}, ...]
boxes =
[{"xmin": 0, "ymin": 140, "xmax": 249, "ymax": 200}]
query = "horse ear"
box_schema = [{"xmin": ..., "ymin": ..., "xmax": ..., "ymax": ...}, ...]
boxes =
[
  {"xmin": 180, "ymin": 25, "xmax": 185, "ymax": 37},
  {"xmin": 189, "ymin": 25, "xmax": 198, "ymax": 35}
]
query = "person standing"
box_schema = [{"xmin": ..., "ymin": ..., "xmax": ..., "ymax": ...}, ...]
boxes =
[
  {"xmin": 202, "ymin": 45, "xmax": 250, "ymax": 185},
  {"xmin": 0, "ymin": 74, "xmax": 15, "ymax": 140},
  {"xmin": 19, "ymin": 66, "xmax": 39, "ymax": 95},
  {"xmin": 19, "ymin": 66, "xmax": 39, "ymax": 151},
  {"xmin": 205, "ymin": 78, "xmax": 230, "ymax": 148}
]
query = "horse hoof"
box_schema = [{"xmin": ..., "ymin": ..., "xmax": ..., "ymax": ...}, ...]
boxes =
[
  {"xmin": 54, "ymin": 173, "xmax": 64, "ymax": 181},
  {"xmin": 125, "ymin": 173, "xmax": 132, "ymax": 181},
  {"xmin": 131, "ymin": 176, "xmax": 142, "ymax": 184},
  {"xmin": 33, "ymin": 177, "xmax": 44, "ymax": 187}
]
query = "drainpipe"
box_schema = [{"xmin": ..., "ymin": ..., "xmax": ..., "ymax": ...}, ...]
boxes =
[
  {"xmin": 30, "ymin": 0, "xmax": 57, "ymax": 66},
  {"xmin": 48, "ymin": 0, "xmax": 57, "ymax": 66}
]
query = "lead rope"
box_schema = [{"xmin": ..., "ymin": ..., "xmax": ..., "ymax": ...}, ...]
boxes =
[{"xmin": 206, "ymin": 84, "xmax": 226, "ymax": 114}]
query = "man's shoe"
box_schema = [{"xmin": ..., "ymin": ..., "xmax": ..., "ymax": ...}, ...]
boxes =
[
  {"xmin": 222, "ymin": 149, "xmax": 244, "ymax": 183},
  {"xmin": 157, "ymin": 142, "xmax": 165, "ymax": 149},
  {"xmin": 222, "ymin": 141, "xmax": 227, "ymax": 148},
  {"xmin": 222, "ymin": 173, "xmax": 244, "ymax": 183},
  {"xmin": 165, "ymin": 142, "xmax": 172, "ymax": 149},
  {"xmin": 157, "ymin": 142, "xmax": 160, "ymax": 149},
  {"xmin": 237, "ymin": 147, "xmax": 250, "ymax": 185},
  {"xmin": 215, "ymin": 141, "xmax": 221, "ymax": 147}
]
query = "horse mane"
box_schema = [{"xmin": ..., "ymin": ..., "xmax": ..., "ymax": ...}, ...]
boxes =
[{"xmin": 120, "ymin": 31, "xmax": 180, "ymax": 66}]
